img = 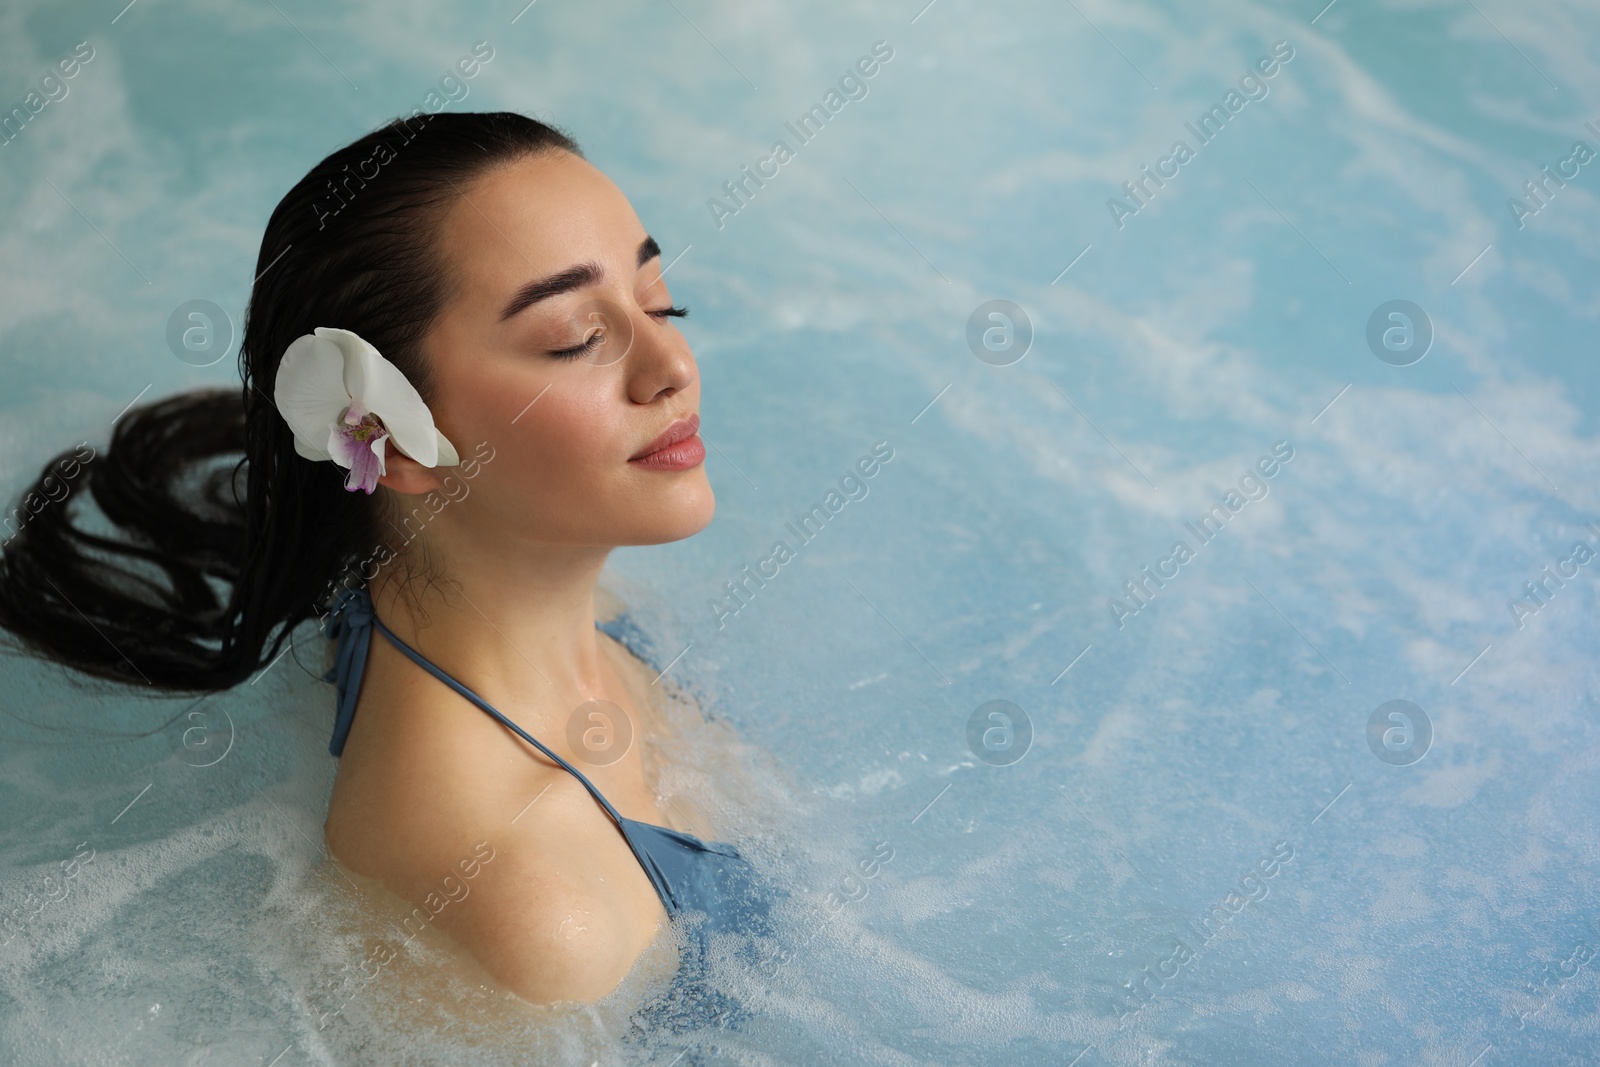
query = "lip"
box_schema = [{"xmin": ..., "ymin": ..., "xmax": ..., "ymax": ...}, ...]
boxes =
[{"xmin": 629, "ymin": 412, "xmax": 704, "ymax": 471}]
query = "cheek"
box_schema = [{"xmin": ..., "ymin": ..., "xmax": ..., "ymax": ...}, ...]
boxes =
[
  {"xmin": 423, "ymin": 340, "xmax": 710, "ymax": 544},
  {"xmin": 516, "ymin": 385, "xmax": 623, "ymax": 482},
  {"xmin": 443, "ymin": 360, "xmax": 621, "ymax": 462},
  {"xmin": 443, "ymin": 374, "xmax": 630, "ymax": 523}
]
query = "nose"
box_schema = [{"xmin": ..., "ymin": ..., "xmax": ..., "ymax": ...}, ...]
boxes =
[{"xmin": 624, "ymin": 303, "xmax": 696, "ymax": 405}]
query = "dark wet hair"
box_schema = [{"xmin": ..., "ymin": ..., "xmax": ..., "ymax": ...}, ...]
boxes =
[{"xmin": 0, "ymin": 111, "xmax": 583, "ymax": 691}]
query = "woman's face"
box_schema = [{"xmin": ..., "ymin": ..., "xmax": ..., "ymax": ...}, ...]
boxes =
[{"xmin": 417, "ymin": 150, "xmax": 713, "ymax": 549}]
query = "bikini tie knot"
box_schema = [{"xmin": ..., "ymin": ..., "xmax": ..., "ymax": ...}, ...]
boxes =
[{"xmin": 323, "ymin": 584, "xmax": 376, "ymax": 757}]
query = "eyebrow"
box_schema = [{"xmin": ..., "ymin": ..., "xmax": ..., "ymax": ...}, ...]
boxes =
[{"xmin": 498, "ymin": 235, "xmax": 663, "ymax": 321}]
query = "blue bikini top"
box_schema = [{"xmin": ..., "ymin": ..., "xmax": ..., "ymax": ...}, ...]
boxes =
[{"xmin": 320, "ymin": 584, "xmax": 776, "ymax": 942}]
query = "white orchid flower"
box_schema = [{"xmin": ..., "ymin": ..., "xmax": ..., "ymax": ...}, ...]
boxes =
[{"xmin": 273, "ymin": 327, "xmax": 459, "ymax": 494}]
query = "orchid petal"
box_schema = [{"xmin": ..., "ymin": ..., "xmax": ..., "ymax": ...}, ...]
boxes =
[
  {"xmin": 294, "ymin": 433, "xmax": 332, "ymax": 462},
  {"xmin": 275, "ymin": 333, "xmax": 352, "ymax": 461},
  {"xmin": 344, "ymin": 433, "xmax": 387, "ymax": 494},
  {"xmin": 317, "ymin": 327, "xmax": 441, "ymax": 467},
  {"xmin": 370, "ymin": 432, "xmax": 389, "ymax": 477},
  {"xmin": 326, "ymin": 422, "xmax": 359, "ymax": 469},
  {"xmin": 434, "ymin": 430, "xmax": 459, "ymax": 467}
]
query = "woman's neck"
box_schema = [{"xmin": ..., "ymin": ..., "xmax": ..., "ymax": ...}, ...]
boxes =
[
  {"xmin": 365, "ymin": 527, "xmax": 621, "ymax": 718},
  {"xmin": 330, "ymin": 519, "xmax": 674, "ymax": 839}
]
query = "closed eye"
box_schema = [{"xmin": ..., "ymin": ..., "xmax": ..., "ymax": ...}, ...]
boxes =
[{"xmin": 549, "ymin": 304, "xmax": 690, "ymax": 359}]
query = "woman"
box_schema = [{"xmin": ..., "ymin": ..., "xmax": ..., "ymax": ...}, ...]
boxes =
[{"xmin": 0, "ymin": 112, "xmax": 780, "ymax": 1024}]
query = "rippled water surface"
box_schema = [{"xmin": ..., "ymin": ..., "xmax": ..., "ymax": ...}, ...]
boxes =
[{"xmin": 1, "ymin": 0, "xmax": 1597, "ymax": 1063}]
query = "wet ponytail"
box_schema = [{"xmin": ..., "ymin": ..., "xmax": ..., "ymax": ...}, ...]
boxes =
[{"xmin": 0, "ymin": 111, "xmax": 583, "ymax": 692}]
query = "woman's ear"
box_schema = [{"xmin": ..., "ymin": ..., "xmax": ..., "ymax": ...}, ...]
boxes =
[{"xmin": 375, "ymin": 446, "xmax": 448, "ymax": 496}]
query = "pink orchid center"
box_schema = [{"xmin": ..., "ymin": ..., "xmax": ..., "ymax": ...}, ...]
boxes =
[
  {"xmin": 332, "ymin": 403, "xmax": 390, "ymax": 494},
  {"xmin": 340, "ymin": 404, "xmax": 387, "ymax": 443}
]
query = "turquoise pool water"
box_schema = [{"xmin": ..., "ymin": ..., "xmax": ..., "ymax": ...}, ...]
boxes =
[{"xmin": 1, "ymin": 0, "xmax": 1597, "ymax": 1063}]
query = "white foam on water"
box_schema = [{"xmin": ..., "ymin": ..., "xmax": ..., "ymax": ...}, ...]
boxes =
[{"xmin": 1, "ymin": 0, "xmax": 1598, "ymax": 1061}]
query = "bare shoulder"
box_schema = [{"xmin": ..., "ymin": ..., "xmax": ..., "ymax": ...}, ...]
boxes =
[
  {"xmin": 326, "ymin": 766, "xmax": 671, "ymax": 1005},
  {"xmin": 424, "ymin": 820, "xmax": 667, "ymax": 1004}
]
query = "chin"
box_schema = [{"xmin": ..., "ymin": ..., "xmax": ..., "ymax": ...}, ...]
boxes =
[{"xmin": 634, "ymin": 475, "xmax": 715, "ymax": 545}]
